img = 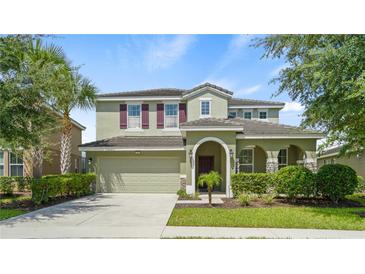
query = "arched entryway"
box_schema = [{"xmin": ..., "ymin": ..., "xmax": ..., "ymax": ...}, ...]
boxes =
[{"xmin": 191, "ymin": 137, "xmax": 232, "ymax": 197}]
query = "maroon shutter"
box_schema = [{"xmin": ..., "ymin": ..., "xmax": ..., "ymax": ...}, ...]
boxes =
[
  {"xmin": 179, "ymin": 103, "xmax": 186, "ymax": 124},
  {"xmin": 142, "ymin": 104, "xmax": 149, "ymax": 129},
  {"xmin": 120, "ymin": 104, "xmax": 127, "ymax": 129},
  {"xmin": 157, "ymin": 104, "xmax": 164, "ymax": 128}
]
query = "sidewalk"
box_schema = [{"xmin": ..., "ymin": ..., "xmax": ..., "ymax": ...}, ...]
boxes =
[{"xmin": 162, "ymin": 226, "xmax": 365, "ymax": 239}]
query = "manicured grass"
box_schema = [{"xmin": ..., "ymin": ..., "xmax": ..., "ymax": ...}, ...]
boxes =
[
  {"xmin": 168, "ymin": 206, "xmax": 365, "ymax": 230},
  {"xmin": 0, "ymin": 209, "xmax": 27, "ymax": 221},
  {"xmin": 0, "ymin": 195, "xmax": 31, "ymax": 205}
]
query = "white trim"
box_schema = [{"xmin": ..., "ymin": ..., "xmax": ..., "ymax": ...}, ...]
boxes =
[
  {"xmin": 182, "ymin": 87, "xmax": 232, "ymax": 99},
  {"xmin": 182, "ymin": 127, "xmax": 243, "ymax": 131},
  {"xmin": 97, "ymin": 97, "xmax": 182, "ymax": 101},
  {"xmin": 164, "ymin": 103, "xmax": 179, "ymax": 129},
  {"xmin": 317, "ymin": 153, "xmax": 339, "ymax": 159},
  {"xmin": 238, "ymin": 148, "xmax": 255, "ymax": 173},
  {"xmin": 190, "ymin": 137, "xmax": 232, "ymax": 198},
  {"xmin": 236, "ymin": 134, "xmax": 324, "ymax": 139},
  {"xmin": 228, "ymin": 105, "xmax": 284, "ymax": 109},
  {"xmin": 200, "ymin": 100, "xmax": 211, "ymax": 118},
  {"xmin": 127, "ymin": 103, "xmax": 142, "ymax": 129},
  {"xmin": 199, "ymin": 97, "xmax": 212, "ymax": 101},
  {"xmin": 243, "ymin": 110, "xmax": 253, "ymax": 120},
  {"xmin": 79, "ymin": 147, "xmax": 185, "ymax": 152}
]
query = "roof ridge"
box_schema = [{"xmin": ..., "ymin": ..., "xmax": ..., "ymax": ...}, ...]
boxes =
[{"xmin": 230, "ymin": 97, "xmax": 285, "ymax": 105}]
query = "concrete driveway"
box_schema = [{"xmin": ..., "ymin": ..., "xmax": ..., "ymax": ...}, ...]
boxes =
[{"xmin": 0, "ymin": 193, "xmax": 177, "ymax": 239}]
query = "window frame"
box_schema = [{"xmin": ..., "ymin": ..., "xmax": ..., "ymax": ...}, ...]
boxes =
[
  {"xmin": 9, "ymin": 152, "xmax": 23, "ymax": 177},
  {"xmin": 258, "ymin": 108, "xmax": 268, "ymax": 121},
  {"xmin": 238, "ymin": 148, "xmax": 255, "ymax": 173},
  {"xmin": 243, "ymin": 111, "xmax": 252, "ymax": 120},
  {"xmin": 127, "ymin": 103, "xmax": 142, "ymax": 129},
  {"xmin": 0, "ymin": 151, "xmax": 4, "ymax": 176},
  {"xmin": 164, "ymin": 103, "xmax": 179, "ymax": 129},
  {"xmin": 228, "ymin": 111, "xmax": 237, "ymax": 119},
  {"xmin": 200, "ymin": 98, "xmax": 211, "ymax": 118},
  {"xmin": 278, "ymin": 148, "xmax": 288, "ymax": 169}
]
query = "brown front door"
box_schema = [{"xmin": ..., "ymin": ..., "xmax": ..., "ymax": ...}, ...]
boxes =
[{"xmin": 199, "ymin": 156, "xmax": 214, "ymax": 174}]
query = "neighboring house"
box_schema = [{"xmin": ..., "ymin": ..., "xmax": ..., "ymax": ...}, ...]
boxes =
[
  {"xmin": 317, "ymin": 146, "xmax": 365, "ymax": 180},
  {"xmin": 80, "ymin": 83, "xmax": 323, "ymax": 197},
  {"xmin": 0, "ymin": 117, "xmax": 85, "ymax": 177}
]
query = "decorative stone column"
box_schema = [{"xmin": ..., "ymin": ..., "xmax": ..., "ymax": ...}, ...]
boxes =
[
  {"xmin": 266, "ymin": 151, "xmax": 279, "ymax": 173},
  {"xmin": 179, "ymin": 175, "xmax": 187, "ymax": 191},
  {"xmin": 304, "ymin": 151, "xmax": 317, "ymax": 172}
]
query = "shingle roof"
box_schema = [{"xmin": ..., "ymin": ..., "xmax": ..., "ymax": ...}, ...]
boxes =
[
  {"xmin": 229, "ymin": 98, "xmax": 285, "ymax": 107},
  {"xmin": 319, "ymin": 146, "xmax": 342, "ymax": 156},
  {"xmin": 79, "ymin": 136, "xmax": 185, "ymax": 148},
  {"xmin": 180, "ymin": 118, "xmax": 244, "ymax": 129},
  {"xmin": 231, "ymin": 118, "xmax": 323, "ymax": 136}
]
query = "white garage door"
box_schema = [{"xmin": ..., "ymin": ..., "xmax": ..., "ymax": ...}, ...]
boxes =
[{"xmin": 98, "ymin": 157, "xmax": 180, "ymax": 193}]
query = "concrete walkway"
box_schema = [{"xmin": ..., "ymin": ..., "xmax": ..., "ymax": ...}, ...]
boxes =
[
  {"xmin": 0, "ymin": 193, "xmax": 177, "ymax": 239},
  {"xmin": 162, "ymin": 226, "xmax": 365, "ymax": 239}
]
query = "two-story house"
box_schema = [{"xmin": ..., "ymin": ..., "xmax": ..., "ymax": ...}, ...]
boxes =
[{"xmin": 80, "ymin": 83, "xmax": 323, "ymax": 197}]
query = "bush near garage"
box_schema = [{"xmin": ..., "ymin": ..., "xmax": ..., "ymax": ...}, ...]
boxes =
[
  {"xmin": 231, "ymin": 173, "xmax": 276, "ymax": 197},
  {"xmin": 275, "ymin": 166, "xmax": 316, "ymax": 199},
  {"xmin": 31, "ymin": 173, "xmax": 96, "ymax": 205},
  {"xmin": 316, "ymin": 164, "xmax": 359, "ymax": 203}
]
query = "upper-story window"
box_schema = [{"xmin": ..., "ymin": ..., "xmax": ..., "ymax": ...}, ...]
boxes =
[
  {"xmin": 10, "ymin": 153, "xmax": 23, "ymax": 176},
  {"xmin": 228, "ymin": 111, "xmax": 237, "ymax": 118},
  {"xmin": 200, "ymin": 99, "xmax": 211, "ymax": 117},
  {"xmin": 244, "ymin": 111, "xmax": 252, "ymax": 120},
  {"xmin": 165, "ymin": 103, "xmax": 178, "ymax": 128},
  {"xmin": 259, "ymin": 109, "xmax": 268, "ymax": 120},
  {"xmin": 127, "ymin": 104, "xmax": 141, "ymax": 129},
  {"xmin": 0, "ymin": 151, "xmax": 4, "ymax": 176}
]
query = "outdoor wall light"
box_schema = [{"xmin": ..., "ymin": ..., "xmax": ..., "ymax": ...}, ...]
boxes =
[
  {"xmin": 88, "ymin": 158, "xmax": 93, "ymax": 165},
  {"xmin": 189, "ymin": 150, "xmax": 193, "ymax": 160},
  {"xmin": 229, "ymin": 149, "xmax": 234, "ymax": 158}
]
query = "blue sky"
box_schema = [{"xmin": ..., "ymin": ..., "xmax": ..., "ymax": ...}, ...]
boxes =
[{"xmin": 46, "ymin": 35, "xmax": 304, "ymax": 143}]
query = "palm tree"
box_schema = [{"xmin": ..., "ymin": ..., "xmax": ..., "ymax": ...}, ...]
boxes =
[
  {"xmin": 197, "ymin": 171, "xmax": 222, "ymax": 206},
  {"xmin": 49, "ymin": 67, "xmax": 98, "ymax": 174}
]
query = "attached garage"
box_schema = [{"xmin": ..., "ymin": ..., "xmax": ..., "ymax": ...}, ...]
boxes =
[{"xmin": 98, "ymin": 157, "xmax": 180, "ymax": 193}]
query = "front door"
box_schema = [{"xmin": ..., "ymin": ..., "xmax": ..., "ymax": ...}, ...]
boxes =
[{"xmin": 198, "ymin": 156, "xmax": 214, "ymax": 191}]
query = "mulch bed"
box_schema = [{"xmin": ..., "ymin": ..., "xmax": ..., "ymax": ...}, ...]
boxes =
[
  {"xmin": 0, "ymin": 192, "xmax": 82, "ymax": 211},
  {"xmin": 175, "ymin": 197, "xmax": 364, "ymax": 209}
]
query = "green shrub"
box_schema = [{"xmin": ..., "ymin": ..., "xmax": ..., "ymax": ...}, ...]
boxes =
[
  {"xmin": 355, "ymin": 176, "xmax": 364, "ymax": 193},
  {"xmin": 177, "ymin": 189, "xmax": 190, "ymax": 199},
  {"xmin": 231, "ymin": 173, "xmax": 275, "ymax": 197},
  {"xmin": 0, "ymin": 177, "xmax": 15, "ymax": 195},
  {"xmin": 276, "ymin": 166, "xmax": 316, "ymax": 199},
  {"xmin": 31, "ymin": 173, "xmax": 96, "ymax": 205},
  {"xmin": 316, "ymin": 164, "xmax": 359, "ymax": 203},
  {"xmin": 237, "ymin": 193, "xmax": 258, "ymax": 206},
  {"xmin": 261, "ymin": 193, "xmax": 276, "ymax": 205}
]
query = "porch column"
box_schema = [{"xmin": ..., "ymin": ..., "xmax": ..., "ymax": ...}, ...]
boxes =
[
  {"xmin": 266, "ymin": 150, "xmax": 279, "ymax": 173},
  {"xmin": 304, "ymin": 151, "xmax": 317, "ymax": 172}
]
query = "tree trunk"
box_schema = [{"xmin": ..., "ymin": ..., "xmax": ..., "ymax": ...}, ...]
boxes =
[
  {"xmin": 60, "ymin": 112, "xmax": 72, "ymax": 174},
  {"xmin": 32, "ymin": 146, "xmax": 43, "ymax": 179},
  {"xmin": 23, "ymin": 149, "xmax": 33, "ymax": 178},
  {"xmin": 208, "ymin": 187, "xmax": 212, "ymax": 206}
]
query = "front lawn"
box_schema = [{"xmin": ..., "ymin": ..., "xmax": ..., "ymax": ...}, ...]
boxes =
[
  {"xmin": 168, "ymin": 206, "xmax": 365, "ymax": 230},
  {"xmin": 0, "ymin": 209, "xmax": 28, "ymax": 221}
]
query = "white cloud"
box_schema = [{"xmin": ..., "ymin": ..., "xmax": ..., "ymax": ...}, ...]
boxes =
[
  {"xmin": 282, "ymin": 102, "xmax": 304, "ymax": 112},
  {"xmin": 235, "ymin": 84, "xmax": 262, "ymax": 96},
  {"xmin": 217, "ymin": 34, "xmax": 252, "ymax": 70},
  {"xmin": 145, "ymin": 35, "xmax": 196, "ymax": 71}
]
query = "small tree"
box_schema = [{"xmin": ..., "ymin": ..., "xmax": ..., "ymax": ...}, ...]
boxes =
[{"xmin": 197, "ymin": 171, "xmax": 222, "ymax": 206}]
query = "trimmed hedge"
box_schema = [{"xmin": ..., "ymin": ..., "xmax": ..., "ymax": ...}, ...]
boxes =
[
  {"xmin": 0, "ymin": 176, "xmax": 31, "ymax": 195},
  {"xmin": 276, "ymin": 166, "xmax": 316, "ymax": 199},
  {"xmin": 231, "ymin": 173, "xmax": 276, "ymax": 197},
  {"xmin": 316, "ymin": 164, "xmax": 359, "ymax": 203},
  {"xmin": 31, "ymin": 173, "xmax": 96, "ymax": 205}
]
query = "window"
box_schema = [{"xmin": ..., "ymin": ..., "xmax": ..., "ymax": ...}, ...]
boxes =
[
  {"xmin": 244, "ymin": 111, "xmax": 252, "ymax": 120},
  {"xmin": 239, "ymin": 149, "xmax": 254, "ymax": 173},
  {"xmin": 127, "ymin": 104, "xmax": 141, "ymax": 129},
  {"xmin": 165, "ymin": 104, "xmax": 178, "ymax": 128},
  {"xmin": 259, "ymin": 111, "xmax": 268, "ymax": 120},
  {"xmin": 10, "ymin": 153, "xmax": 23, "ymax": 176},
  {"xmin": 228, "ymin": 111, "xmax": 237, "ymax": 118},
  {"xmin": 200, "ymin": 100, "xmax": 211, "ymax": 117},
  {"xmin": 0, "ymin": 151, "xmax": 4, "ymax": 176},
  {"xmin": 331, "ymin": 158, "xmax": 335, "ymax": 164},
  {"xmin": 278, "ymin": 149, "xmax": 288, "ymax": 169}
]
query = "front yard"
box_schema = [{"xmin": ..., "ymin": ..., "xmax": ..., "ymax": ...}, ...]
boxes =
[{"xmin": 168, "ymin": 194, "xmax": 365, "ymax": 231}]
